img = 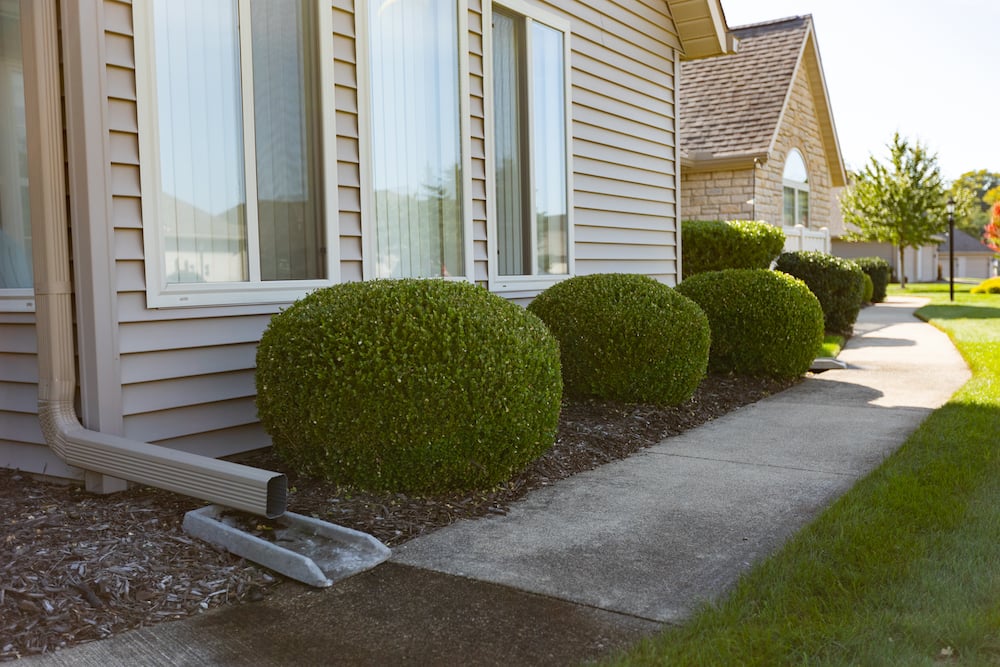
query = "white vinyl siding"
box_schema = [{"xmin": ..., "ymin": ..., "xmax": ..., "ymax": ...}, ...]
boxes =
[{"xmin": 6, "ymin": 0, "xmax": 686, "ymax": 472}]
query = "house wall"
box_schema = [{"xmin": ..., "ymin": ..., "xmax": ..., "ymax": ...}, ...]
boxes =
[
  {"xmin": 756, "ymin": 59, "xmax": 834, "ymax": 229},
  {"xmin": 940, "ymin": 253, "xmax": 996, "ymax": 280},
  {"xmin": 833, "ymin": 240, "xmax": 939, "ymax": 283},
  {"xmin": 680, "ymin": 167, "xmax": 754, "ymax": 221},
  {"xmin": 2, "ymin": 0, "xmax": 686, "ymax": 471}
]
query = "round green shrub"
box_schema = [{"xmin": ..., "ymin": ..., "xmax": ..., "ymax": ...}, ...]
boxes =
[
  {"xmin": 774, "ymin": 251, "xmax": 866, "ymax": 335},
  {"xmin": 676, "ymin": 269, "xmax": 824, "ymax": 379},
  {"xmin": 971, "ymin": 276, "xmax": 1000, "ymax": 294},
  {"xmin": 255, "ymin": 279, "xmax": 563, "ymax": 495},
  {"xmin": 853, "ymin": 256, "xmax": 891, "ymax": 303},
  {"xmin": 861, "ymin": 273, "xmax": 874, "ymax": 304},
  {"xmin": 527, "ymin": 273, "xmax": 709, "ymax": 405},
  {"xmin": 681, "ymin": 219, "xmax": 786, "ymax": 279}
]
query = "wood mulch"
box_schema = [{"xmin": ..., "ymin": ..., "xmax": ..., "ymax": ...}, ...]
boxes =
[{"xmin": 0, "ymin": 373, "xmax": 794, "ymax": 661}]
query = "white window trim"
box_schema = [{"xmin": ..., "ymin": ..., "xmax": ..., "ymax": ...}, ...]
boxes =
[
  {"xmin": 355, "ymin": 0, "xmax": 475, "ymax": 282},
  {"xmin": 0, "ymin": 291, "xmax": 33, "ymax": 313},
  {"xmin": 0, "ymin": 2, "xmax": 34, "ymax": 313},
  {"xmin": 783, "ymin": 147, "xmax": 810, "ymax": 227},
  {"xmin": 134, "ymin": 0, "xmax": 340, "ymax": 309},
  {"xmin": 484, "ymin": 0, "xmax": 574, "ymax": 294}
]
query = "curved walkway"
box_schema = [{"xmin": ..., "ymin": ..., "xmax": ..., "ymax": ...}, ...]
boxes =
[{"xmin": 30, "ymin": 297, "xmax": 970, "ymax": 666}]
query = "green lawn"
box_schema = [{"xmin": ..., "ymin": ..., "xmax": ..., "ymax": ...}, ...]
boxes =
[
  {"xmin": 817, "ymin": 334, "xmax": 844, "ymax": 358},
  {"xmin": 607, "ymin": 283, "xmax": 1000, "ymax": 665}
]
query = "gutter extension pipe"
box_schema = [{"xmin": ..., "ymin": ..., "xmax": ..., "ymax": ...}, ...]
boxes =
[{"xmin": 24, "ymin": 0, "xmax": 286, "ymax": 519}]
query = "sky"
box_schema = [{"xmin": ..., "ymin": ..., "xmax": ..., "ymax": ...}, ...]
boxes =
[{"xmin": 720, "ymin": 0, "xmax": 999, "ymax": 182}]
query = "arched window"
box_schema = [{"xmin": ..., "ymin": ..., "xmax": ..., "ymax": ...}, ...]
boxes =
[{"xmin": 782, "ymin": 149, "xmax": 809, "ymax": 227}]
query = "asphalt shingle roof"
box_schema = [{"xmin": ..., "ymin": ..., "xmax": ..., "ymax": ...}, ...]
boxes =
[
  {"xmin": 939, "ymin": 228, "xmax": 996, "ymax": 254},
  {"xmin": 679, "ymin": 16, "xmax": 810, "ymax": 160}
]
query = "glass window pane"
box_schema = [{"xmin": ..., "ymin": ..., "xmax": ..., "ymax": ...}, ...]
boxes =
[
  {"xmin": 154, "ymin": 0, "xmax": 248, "ymax": 283},
  {"xmin": 531, "ymin": 22, "xmax": 568, "ymax": 275},
  {"xmin": 0, "ymin": 3, "xmax": 33, "ymax": 289},
  {"xmin": 368, "ymin": 0, "xmax": 464, "ymax": 279},
  {"xmin": 251, "ymin": 0, "xmax": 325, "ymax": 281},
  {"xmin": 783, "ymin": 186, "xmax": 795, "ymax": 226},
  {"xmin": 798, "ymin": 189, "xmax": 809, "ymax": 227},
  {"xmin": 493, "ymin": 10, "xmax": 528, "ymax": 276},
  {"xmin": 783, "ymin": 148, "xmax": 808, "ymax": 183}
]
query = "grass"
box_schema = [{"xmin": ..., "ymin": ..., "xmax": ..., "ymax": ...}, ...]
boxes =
[
  {"xmin": 606, "ymin": 282, "xmax": 1000, "ymax": 665},
  {"xmin": 817, "ymin": 334, "xmax": 844, "ymax": 358}
]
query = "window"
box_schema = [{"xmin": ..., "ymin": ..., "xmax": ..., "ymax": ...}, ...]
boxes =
[
  {"xmin": 782, "ymin": 148, "xmax": 809, "ymax": 227},
  {"xmin": 135, "ymin": 0, "xmax": 337, "ymax": 307},
  {"xmin": 362, "ymin": 0, "xmax": 467, "ymax": 279},
  {"xmin": 489, "ymin": 1, "xmax": 572, "ymax": 289},
  {"xmin": 0, "ymin": 0, "xmax": 33, "ymax": 306}
]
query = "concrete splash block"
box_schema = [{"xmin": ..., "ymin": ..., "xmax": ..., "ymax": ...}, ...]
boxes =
[{"xmin": 183, "ymin": 505, "xmax": 391, "ymax": 588}]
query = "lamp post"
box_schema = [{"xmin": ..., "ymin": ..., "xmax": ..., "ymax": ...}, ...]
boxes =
[{"xmin": 947, "ymin": 197, "xmax": 956, "ymax": 302}]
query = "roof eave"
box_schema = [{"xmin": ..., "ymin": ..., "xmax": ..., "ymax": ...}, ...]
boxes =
[
  {"xmin": 668, "ymin": 0, "xmax": 737, "ymax": 61},
  {"xmin": 681, "ymin": 152, "xmax": 769, "ymax": 172}
]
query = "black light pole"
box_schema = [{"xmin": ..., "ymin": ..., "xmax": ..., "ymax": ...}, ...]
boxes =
[{"xmin": 947, "ymin": 197, "xmax": 956, "ymax": 301}]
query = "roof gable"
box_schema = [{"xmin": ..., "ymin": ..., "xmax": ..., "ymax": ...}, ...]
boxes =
[{"xmin": 680, "ymin": 15, "xmax": 846, "ymax": 186}]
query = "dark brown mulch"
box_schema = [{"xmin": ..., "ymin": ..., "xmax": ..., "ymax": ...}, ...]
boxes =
[{"xmin": 0, "ymin": 373, "xmax": 794, "ymax": 660}]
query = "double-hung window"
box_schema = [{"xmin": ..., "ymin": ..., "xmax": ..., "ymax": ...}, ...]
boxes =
[
  {"xmin": 360, "ymin": 0, "xmax": 470, "ymax": 280},
  {"xmin": 488, "ymin": 0, "xmax": 572, "ymax": 291},
  {"xmin": 0, "ymin": 0, "xmax": 33, "ymax": 311},
  {"xmin": 135, "ymin": 0, "xmax": 337, "ymax": 307},
  {"xmin": 782, "ymin": 148, "xmax": 809, "ymax": 227}
]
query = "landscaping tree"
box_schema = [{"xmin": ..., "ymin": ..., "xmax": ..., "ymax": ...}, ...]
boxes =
[
  {"xmin": 985, "ymin": 201, "xmax": 1000, "ymax": 253},
  {"xmin": 840, "ymin": 133, "xmax": 959, "ymax": 286},
  {"xmin": 948, "ymin": 169, "xmax": 1000, "ymax": 238}
]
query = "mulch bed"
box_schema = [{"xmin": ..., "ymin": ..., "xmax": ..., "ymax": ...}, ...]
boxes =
[{"xmin": 0, "ymin": 373, "xmax": 794, "ymax": 660}]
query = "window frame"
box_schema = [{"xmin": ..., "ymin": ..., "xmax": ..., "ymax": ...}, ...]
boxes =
[
  {"xmin": 355, "ymin": 0, "xmax": 475, "ymax": 282},
  {"xmin": 782, "ymin": 147, "xmax": 810, "ymax": 227},
  {"xmin": 134, "ymin": 0, "xmax": 340, "ymax": 309},
  {"xmin": 484, "ymin": 0, "xmax": 574, "ymax": 294},
  {"xmin": 0, "ymin": 1, "xmax": 34, "ymax": 312}
]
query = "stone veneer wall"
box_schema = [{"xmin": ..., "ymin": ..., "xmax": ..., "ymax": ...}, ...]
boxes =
[{"xmin": 681, "ymin": 53, "xmax": 836, "ymax": 229}]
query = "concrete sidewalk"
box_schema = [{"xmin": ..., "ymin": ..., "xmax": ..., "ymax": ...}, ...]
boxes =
[{"xmin": 29, "ymin": 297, "xmax": 970, "ymax": 666}]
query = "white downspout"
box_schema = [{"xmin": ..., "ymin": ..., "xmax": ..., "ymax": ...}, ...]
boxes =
[{"xmin": 23, "ymin": 0, "xmax": 286, "ymax": 518}]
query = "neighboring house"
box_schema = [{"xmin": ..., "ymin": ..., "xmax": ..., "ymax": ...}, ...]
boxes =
[
  {"xmin": 938, "ymin": 229, "xmax": 997, "ymax": 280},
  {"xmin": 1, "ymin": 0, "xmax": 731, "ymax": 514},
  {"xmin": 678, "ymin": 15, "xmax": 846, "ymax": 252}
]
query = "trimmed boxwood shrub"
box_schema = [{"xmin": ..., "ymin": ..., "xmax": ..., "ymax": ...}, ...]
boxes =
[
  {"xmin": 527, "ymin": 273, "xmax": 709, "ymax": 405},
  {"xmin": 774, "ymin": 251, "xmax": 866, "ymax": 335},
  {"xmin": 971, "ymin": 276, "xmax": 1000, "ymax": 294},
  {"xmin": 682, "ymin": 219, "xmax": 786, "ymax": 278},
  {"xmin": 255, "ymin": 279, "xmax": 562, "ymax": 495},
  {"xmin": 853, "ymin": 256, "xmax": 891, "ymax": 303},
  {"xmin": 861, "ymin": 273, "xmax": 874, "ymax": 304},
  {"xmin": 676, "ymin": 269, "xmax": 824, "ymax": 379}
]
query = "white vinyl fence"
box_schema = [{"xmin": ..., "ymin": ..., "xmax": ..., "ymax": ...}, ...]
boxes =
[{"xmin": 782, "ymin": 225, "xmax": 830, "ymax": 254}]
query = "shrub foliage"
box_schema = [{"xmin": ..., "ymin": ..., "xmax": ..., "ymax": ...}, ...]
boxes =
[
  {"xmin": 527, "ymin": 273, "xmax": 709, "ymax": 405},
  {"xmin": 256, "ymin": 279, "xmax": 563, "ymax": 494},
  {"xmin": 775, "ymin": 251, "xmax": 866, "ymax": 334},
  {"xmin": 682, "ymin": 220, "xmax": 786, "ymax": 278},
  {"xmin": 677, "ymin": 269, "xmax": 824, "ymax": 379},
  {"xmin": 861, "ymin": 273, "xmax": 874, "ymax": 304},
  {"xmin": 971, "ymin": 276, "xmax": 1000, "ymax": 294},
  {"xmin": 852, "ymin": 256, "xmax": 891, "ymax": 303}
]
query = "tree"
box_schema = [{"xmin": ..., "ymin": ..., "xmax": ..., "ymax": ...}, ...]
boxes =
[
  {"xmin": 948, "ymin": 169, "xmax": 1000, "ymax": 237},
  {"xmin": 841, "ymin": 133, "xmax": 956, "ymax": 287},
  {"xmin": 984, "ymin": 201, "xmax": 1000, "ymax": 253}
]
